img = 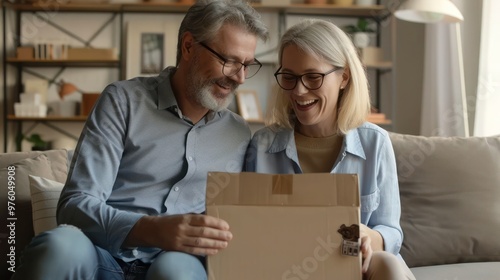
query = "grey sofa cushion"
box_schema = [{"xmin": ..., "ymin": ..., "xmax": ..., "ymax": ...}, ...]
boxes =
[
  {"xmin": 411, "ymin": 262, "xmax": 500, "ymax": 280},
  {"xmin": 390, "ymin": 133, "xmax": 500, "ymax": 267},
  {"xmin": 0, "ymin": 149, "xmax": 69, "ymax": 279},
  {"xmin": 0, "ymin": 149, "xmax": 69, "ymax": 183}
]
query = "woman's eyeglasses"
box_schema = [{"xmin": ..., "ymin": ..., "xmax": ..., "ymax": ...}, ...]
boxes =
[{"xmin": 274, "ymin": 66, "xmax": 343, "ymax": 90}]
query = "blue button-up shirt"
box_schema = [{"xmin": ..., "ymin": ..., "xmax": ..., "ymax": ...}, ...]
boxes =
[
  {"xmin": 57, "ymin": 67, "xmax": 251, "ymax": 262},
  {"xmin": 244, "ymin": 123, "xmax": 403, "ymax": 255}
]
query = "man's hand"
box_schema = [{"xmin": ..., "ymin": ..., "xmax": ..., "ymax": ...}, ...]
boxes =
[{"xmin": 124, "ymin": 214, "xmax": 233, "ymax": 256}]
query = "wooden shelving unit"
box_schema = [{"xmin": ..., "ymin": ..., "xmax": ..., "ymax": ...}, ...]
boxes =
[
  {"xmin": 252, "ymin": 3, "xmax": 384, "ymax": 16},
  {"xmin": 2, "ymin": 1, "xmax": 392, "ymax": 152},
  {"xmin": 7, "ymin": 115, "xmax": 88, "ymax": 122},
  {"xmin": 3, "ymin": 1, "xmax": 122, "ymax": 12},
  {"xmin": 6, "ymin": 58, "xmax": 120, "ymax": 67},
  {"xmin": 4, "ymin": 1, "xmax": 385, "ymax": 16}
]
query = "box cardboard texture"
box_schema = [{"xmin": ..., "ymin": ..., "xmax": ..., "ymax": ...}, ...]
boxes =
[
  {"xmin": 67, "ymin": 48, "xmax": 116, "ymax": 60},
  {"xmin": 206, "ymin": 172, "xmax": 362, "ymax": 280}
]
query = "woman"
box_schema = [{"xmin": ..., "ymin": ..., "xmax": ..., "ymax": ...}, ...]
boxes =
[{"xmin": 244, "ymin": 19, "xmax": 415, "ymax": 280}]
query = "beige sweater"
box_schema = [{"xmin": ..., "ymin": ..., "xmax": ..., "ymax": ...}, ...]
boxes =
[{"xmin": 294, "ymin": 131, "xmax": 343, "ymax": 173}]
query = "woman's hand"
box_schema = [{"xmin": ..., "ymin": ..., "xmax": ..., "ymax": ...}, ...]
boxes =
[
  {"xmin": 360, "ymin": 224, "xmax": 384, "ymax": 273},
  {"xmin": 360, "ymin": 229, "xmax": 373, "ymax": 273}
]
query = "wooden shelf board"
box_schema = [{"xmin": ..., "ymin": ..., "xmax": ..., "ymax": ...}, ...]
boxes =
[
  {"xmin": 122, "ymin": 2, "xmax": 191, "ymax": 13},
  {"xmin": 8, "ymin": 115, "xmax": 88, "ymax": 122},
  {"xmin": 365, "ymin": 61, "xmax": 392, "ymax": 70},
  {"xmin": 4, "ymin": 2, "xmax": 384, "ymax": 17},
  {"xmin": 370, "ymin": 119, "xmax": 392, "ymax": 125},
  {"xmin": 3, "ymin": 2, "xmax": 122, "ymax": 12},
  {"xmin": 6, "ymin": 57, "xmax": 119, "ymax": 67},
  {"xmin": 254, "ymin": 4, "xmax": 384, "ymax": 17},
  {"xmin": 368, "ymin": 113, "xmax": 392, "ymax": 125}
]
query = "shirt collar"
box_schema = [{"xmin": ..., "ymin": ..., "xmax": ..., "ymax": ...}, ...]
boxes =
[
  {"xmin": 344, "ymin": 128, "xmax": 366, "ymax": 160},
  {"xmin": 268, "ymin": 127, "xmax": 294, "ymax": 153},
  {"xmin": 157, "ymin": 67, "xmax": 178, "ymax": 111}
]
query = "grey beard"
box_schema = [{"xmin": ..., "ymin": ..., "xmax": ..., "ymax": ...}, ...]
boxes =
[
  {"xmin": 196, "ymin": 84, "xmax": 235, "ymax": 112},
  {"xmin": 185, "ymin": 55, "xmax": 236, "ymax": 112}
]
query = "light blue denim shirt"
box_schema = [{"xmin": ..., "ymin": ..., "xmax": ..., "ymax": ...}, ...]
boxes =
[
  {"xmin": 244, "ymin": 123, "xmax": 403, "ymax": 255},
  {"xmin": 57, "ymin": 67, "xmax": 251, "ymax": 262}
]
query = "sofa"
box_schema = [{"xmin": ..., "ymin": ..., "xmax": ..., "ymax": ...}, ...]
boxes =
[{"xmin": 1, "ymin": 133, "xmax": 499, "ymax": 279}]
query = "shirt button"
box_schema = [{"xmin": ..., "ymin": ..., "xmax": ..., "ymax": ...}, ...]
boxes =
[
  {"xmin": 174, "ymin": 187, "xmax": 179, "ymax": 192},
  {"xmin": 188, "ymin": 156, "xmax": 193, "ymax": 161}
]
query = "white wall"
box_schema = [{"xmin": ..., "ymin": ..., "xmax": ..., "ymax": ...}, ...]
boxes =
[
  {"xmin": 389, "ymin": 0, "xmax": 483, "ymax": 135},
  {"xmin": 386, "ymin": 0, "xmax": 427, "ymax": 135},
  {"xmin": 453, "ymin": 0, "xmax": 482, "ymax": 134}
]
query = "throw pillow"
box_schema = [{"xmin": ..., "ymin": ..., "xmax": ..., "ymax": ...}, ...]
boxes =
[
  {"xmin": 0, "ymin": 154, "xmax": 58, "ymax": 274},
  {"xmin": 389, "ymin": 133, "xmax": 500, "ymax": 267},
  {"xmin": 29, "ymin": 175, "xmax": 64, "ymax": 235},
  {"xmin": 0, "ymin": 150, "xmax": 68, "ymax": 184}
]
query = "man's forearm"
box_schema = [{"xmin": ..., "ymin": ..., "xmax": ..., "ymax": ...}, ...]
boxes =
[{"xmin": 123, "ymin": 215, "xmax": 160, "ymax": 248}]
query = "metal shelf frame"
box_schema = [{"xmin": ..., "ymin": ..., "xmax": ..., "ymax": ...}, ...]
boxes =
[
  {"xmin": 2, "ymin": 2, "xmax": 123, "ymax": 152},
  {"xmin": 2, "ymin": 1, "xmax": 392, "ymax": 152}
]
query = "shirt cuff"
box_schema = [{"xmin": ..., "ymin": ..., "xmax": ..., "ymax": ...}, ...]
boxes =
[{"xmin": 373, "ymin": 225, "xmax": 402, "ymax": 255}]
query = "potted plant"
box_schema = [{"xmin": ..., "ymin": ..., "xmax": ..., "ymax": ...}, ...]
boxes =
[
  {"xmin": 25, "ymin": 133, "xmax": 50, "ymax": 151},
  {"xmin": 343, "ymin": 18, "xmax": 375, "ymax": 48}
]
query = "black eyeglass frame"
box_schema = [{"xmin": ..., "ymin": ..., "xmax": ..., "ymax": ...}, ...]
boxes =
[
  {"xmin": 198, "ymin": 42, "xmax": 262, "ymax": 79},
  {"xmin": 273, "ymin": 66, "xmax": 344, "ymax": 90}
]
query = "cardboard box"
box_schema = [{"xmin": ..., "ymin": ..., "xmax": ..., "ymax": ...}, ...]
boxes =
[
  {"xmin": 67, "ymin": 47, "xmax": 117, "ymax": 60},
  {"xmin": 16, "ymin": 46, "xmax": 34, "ymax": 60},
  {"xmin": 206, "ymin": 172, "xmax": 361, "ymax": 280},
  {"xmin": 80, "ymin": 93, "xmax": 101, "ymax": 116}
]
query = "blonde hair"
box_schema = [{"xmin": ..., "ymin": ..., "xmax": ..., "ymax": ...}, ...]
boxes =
[{"xmin": 267, "ymin": 19, "xmax": 370, "ymax": 135}]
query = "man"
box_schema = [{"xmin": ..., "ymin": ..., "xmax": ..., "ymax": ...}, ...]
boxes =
[{"xmin": 12, "ymin": 0, "xmax": 268, "ymax": 279}]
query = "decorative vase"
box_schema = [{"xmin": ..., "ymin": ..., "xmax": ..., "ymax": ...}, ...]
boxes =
[
  {"xmin": 353, "ymin": 32, "xmax": 370, "ymax": 48},
  {"xmin": 355, "ymin": 0, "xmax": 376, "ymax": 6}
]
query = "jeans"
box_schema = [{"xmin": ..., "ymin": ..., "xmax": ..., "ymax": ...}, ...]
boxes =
[{"xmin": 11, "ymin": 225, "xmax": 207, "ymax": 280}]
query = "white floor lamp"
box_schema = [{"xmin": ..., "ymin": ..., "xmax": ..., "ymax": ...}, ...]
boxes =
[{"xmin": 394, "ymin": 0, "xmax": 469, "ymax": 136}]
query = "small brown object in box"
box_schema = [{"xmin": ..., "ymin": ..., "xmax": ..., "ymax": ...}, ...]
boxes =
[{"xmin": 81, "ymin": 93, "xmax": 101, "ymax": 116}]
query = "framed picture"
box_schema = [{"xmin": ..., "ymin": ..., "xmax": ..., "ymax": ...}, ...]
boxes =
[
  {"xmin": 140, "ymin": 33, "xmax": 164, "ymax": 74},
  {"xmin": 125, "ymin": 17, "xmax": 182, "ymax": 79},
  {"xmin": 236, "ymin": 90, "xmax": 264, "ymax": 123}
]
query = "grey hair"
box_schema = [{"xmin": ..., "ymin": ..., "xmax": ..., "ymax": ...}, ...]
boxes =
[
  {"xmin": 268, "ymin": 18, "xmax": 371, "ymax": 134},
  {"xmin": 176, "ymin": 0, "xmax": 269, "ymax": 65}
]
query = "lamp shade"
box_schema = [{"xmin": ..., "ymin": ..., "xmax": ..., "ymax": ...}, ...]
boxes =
[
  {"xmin": 58, "ymin": 81, "xmax": 81, "ymax": 100},
  {"xmin": 395, "ymin": 0, "xmax": 464, "ymax": 23}
]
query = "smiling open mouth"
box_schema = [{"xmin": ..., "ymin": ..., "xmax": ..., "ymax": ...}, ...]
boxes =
[
  {"xmin": 216, "ymin": 81, "xmax": 230, "ymax": 90},
  {"xmin": 296, "ymin": 99, "xmax": 318, "ymax": 109}
]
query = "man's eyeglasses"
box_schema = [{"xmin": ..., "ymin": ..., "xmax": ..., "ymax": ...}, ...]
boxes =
[
  {"xmin": 199, "ymin": 42, "xmax": 262, "ymax": 79},
  {"xmin": 274, "ymin": 66, "xmax": 343, "ymax": 90}
]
